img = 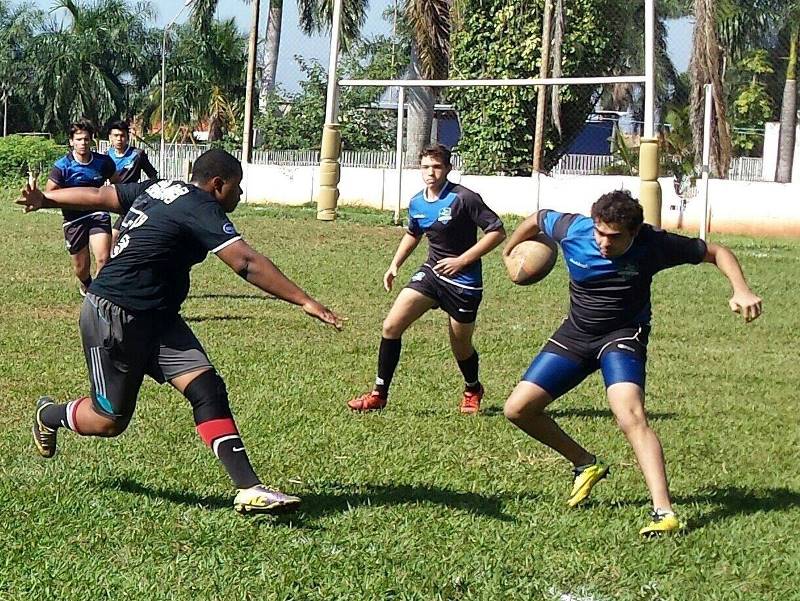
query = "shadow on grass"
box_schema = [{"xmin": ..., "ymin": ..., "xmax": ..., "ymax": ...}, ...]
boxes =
[
  {"xmin": 613, "ymin": 486, "xmax": 800, "ymax": 529},
  {"xmin": 102, "ymin": 477, "xmax": 516, "ymax": 525},
  {"xmin": 679, "ymin": 486, "xmax": 800, "ymax": 530},
  {"xmin": 184, "ymin": 315, "xmax": 256, "ymax": 323},
  {"xmin": 479, "ymin": 406, "xmax": 677, "ymax": 420}
]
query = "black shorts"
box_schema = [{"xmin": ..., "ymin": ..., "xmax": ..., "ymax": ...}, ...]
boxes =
[
  {"xmin": 543, "ymin": 318, "xmax": 651, "ymax": 364},
  {"xmin": 79, "ymin": 293, "xmax": 213, "ymax": 422},
  {"xmin": 405, "ymin": 265, "xmax": 482, "ymax": 324},
  {"xmin": 63, "ymin": 213, "xmax": 111, "ymax": 255}
]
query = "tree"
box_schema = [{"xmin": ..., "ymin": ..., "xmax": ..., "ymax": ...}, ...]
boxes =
[
  {"xmin": 32, "ymin": 0, "xmax": 156, "ymax": 132},
  {"xmin": 450, "ymin": 0, "xmax": 639, "ymax": 175},
  {"xmin": 0, "ymin": 2, "xmax": 41, "ymax": 134},
  {"xmin": 775, "ymin": 6, "xmax": 799, "ymax": 182},
  {"xmin": 142, "ymin": 18, "xmax": 246, "ymax": 143},
  {"xmin": 688, "ymin": 0, "xmax": 732, "ymax": 177}
]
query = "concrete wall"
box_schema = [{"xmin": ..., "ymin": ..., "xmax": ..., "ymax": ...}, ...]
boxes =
[{"xmin": 243, "ymin": 164, "xmax": 800, "ymax": 237}]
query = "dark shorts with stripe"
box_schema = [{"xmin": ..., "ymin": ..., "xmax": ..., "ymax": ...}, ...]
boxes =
[
  {"xmin": 79, "ymin": 293, "xmax": 213, "ymax": 422},
  {"xmin": 405, "ymin": 265, "xmax": 482, "ymax": 324},
  {"xmin": 522, "ymin": 318, "xmax": 650, "ymax": 399},
  {"xmin": 63, "ymin": 213, "xmax": 112, "ymax": 255}
]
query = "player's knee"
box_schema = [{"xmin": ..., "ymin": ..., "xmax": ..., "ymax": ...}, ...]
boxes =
[
  {"xmin": 93, "ymin": 414, "xmax": 131, "ymax": 437},
  {"xmin": 504, "ymin": 394, "xmax": 545, "ymax": 422},
  {"xmin": 381, "ymin": 318, "xmax": 404, "ymax": 339},
  {"xmin": 184, "ymin": 369, "xmax": 231, "ymax": 424},
  {"xmin": 614, "ymin": 408, "xmax": 648, "ymax": 435}
]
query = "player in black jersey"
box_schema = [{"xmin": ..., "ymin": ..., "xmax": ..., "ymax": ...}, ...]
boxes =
[
  {"xmin": 348, "ymin": 144, "xmax": 505, "ymax": 414},
  {"xmin": 502, "ymin": 190, "xmax": 762, "ymax": 536},
  {"xmin": 21, "ymin": 149, "xmax": 343, "ymax": 515}
]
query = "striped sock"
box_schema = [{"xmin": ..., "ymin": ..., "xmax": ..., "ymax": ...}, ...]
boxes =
[{"xmin": 40, "ymin": 397, "xmax": 88, "ymax": 433}]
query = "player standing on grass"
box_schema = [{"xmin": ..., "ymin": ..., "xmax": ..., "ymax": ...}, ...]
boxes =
[
  {"xmin": 106, "ymin": 119, "xmax": 158, "ymax": 246},
  {"xmin": 21, "ymin": 149, "xmax": 343, "ymax": 515},
  {"xmin": 348, "ymin": 144, "xmax": 506, "ymax": 414},
  {"xmin": 48, "ymin": 120, "xmax": 117, "ymax": 296},
  {"xmin": 501, "ymin": 190, "xmax": 762, "ymax": 536}
]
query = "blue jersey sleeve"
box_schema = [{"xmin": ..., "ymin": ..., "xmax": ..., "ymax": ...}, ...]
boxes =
[{"xmin": 537, "ymin": 209, "xmax": 585, "ymax": 243}]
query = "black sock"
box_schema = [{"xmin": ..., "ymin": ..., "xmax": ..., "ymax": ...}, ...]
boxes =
[
  {"xmin": 214, "ymin": 437, "xmax": 261, "ymax": 489},
  {"xmin": 40, "ymin": 398, "xmax": 85, "ymax": 432},
  {"xmin": 80, "ymin": 276, "xmax": 92, "ymax": 289},
  {"xmin": 196, "ymin": 418, "xmax": 261, "ymax": 489},
  {"xmin": 457, "ymin": 351, "xmax": 481, "ymax": 392},
  {"xmin": 375, "ymin": 337, "xmax": 402, "ymax": 398}
]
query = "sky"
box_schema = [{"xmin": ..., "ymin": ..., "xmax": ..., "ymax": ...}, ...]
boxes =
[{"xmin": 28, "ymin": 0, "xmax": 692, "ymax": 92}]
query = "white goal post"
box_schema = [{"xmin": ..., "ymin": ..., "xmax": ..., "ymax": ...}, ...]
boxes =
[{"xmin": 316, "ymin": 0, "xmax": 660, "ymax": 226}]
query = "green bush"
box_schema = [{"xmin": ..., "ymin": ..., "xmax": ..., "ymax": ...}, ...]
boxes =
[{"xmin": 0, "ymin": 135, "xmax": 63, "ymax": 182}]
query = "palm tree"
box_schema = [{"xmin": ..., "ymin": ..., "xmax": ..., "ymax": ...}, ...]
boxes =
[
  {"xmin": 0, "ymin": 2, "xmax": 41, "ymax": 134},
  {"xmin": 143, "ymin": 18, "xmax": 246, "ymax": 142},
  {"xmin": 32, "ymin": 0, "xmax": 156, "ymax": 132},
  {"xmin": 775, "ymin": 5, "xmax": 799, "ymax": 182},
  {"xmin": 688, "ymin": 0, "xmax": 732, "ymax": 177}
]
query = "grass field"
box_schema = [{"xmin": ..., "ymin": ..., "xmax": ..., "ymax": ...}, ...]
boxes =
[{"xmin": 1, "ymin": 193, "xmax": 798, "ymax": 600}]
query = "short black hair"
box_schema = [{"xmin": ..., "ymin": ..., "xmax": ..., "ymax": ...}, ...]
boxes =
[
  {"xmin": 107, "ymin": 119, "xmax": 130, "ymax": 134},
  {"xmin": 419, "ymin": 143, "xmax": 452, "ymax": 167},
  {"xmin": 68, "ymin": 119, "xmax": 95, "ymax": 139},
  {"xmin": 590, "ymin": 190, "xmax": 644, "ymax": 232},
  {"xmin": 190, "ymin": 149, "xmax": 243, "ymax": 184}
]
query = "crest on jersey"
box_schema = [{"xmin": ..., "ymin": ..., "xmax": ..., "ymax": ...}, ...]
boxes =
[
  {"xmin": 222, "ymin": 222, "xmax": 236, "ymax": 235},
  {"xmin": 437, "ymin": 207, "xmax": 452, "ymax": 224},
  {"xmin": 411, "ymin": 271, "xmax": 425, "ymax": 282}
]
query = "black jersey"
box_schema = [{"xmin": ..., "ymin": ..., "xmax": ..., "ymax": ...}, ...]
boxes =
[
  {"xmin": 108, "ymin": 146, "xmax": 158, "ymax": 183},
  {"xmin": 90, "ymin": 180, "xmax": 241, "ymax": 314},
  {"xmin": 406, "ymin": 182, "xmax": 503, "ymax": 289},
  {"xmin": 538, "ymin": 209, "xmax": 708, "ymax": 334}
]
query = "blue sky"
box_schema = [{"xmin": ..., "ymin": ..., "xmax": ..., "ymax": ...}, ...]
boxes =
[{"xmin": 28, "ymin": 0, "xmax": 692, "ymax": 92}]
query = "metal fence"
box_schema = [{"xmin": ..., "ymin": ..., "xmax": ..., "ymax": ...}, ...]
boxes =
[{"xmin": 97, "ymin": 142, "xmax": 763, "ymax": 182}]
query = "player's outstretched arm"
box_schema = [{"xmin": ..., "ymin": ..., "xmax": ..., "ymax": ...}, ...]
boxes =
[
  {"xmin": 217, "ymin": 239, "xmax": 343, "ymax": 330},
  {"xmin": 502, "ymin": 212, "xmax": 541, "ymax": 258},
  {"xmin": 17, "ymin": 179, "xmax": 122, "ymax": 213},
  {"xmin": 704, "ymin": 242, "xmax": 763, "ymax": 322},
  {"xmin": 384, "ymin": 233, "xmax": 422, "ymax": 291}
]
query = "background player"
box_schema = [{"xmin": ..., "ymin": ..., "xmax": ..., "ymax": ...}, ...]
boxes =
[
  {"xmin": 48, "ymin": 119, "xmax": 117, "ymax": 295},
  {"xmin": 502, "ymin": 190, "xmax": 762, "ymax": 536},
  {"xmin": 106, "ymin": 119, "xmax": 158, "ymax": 245},
  {"xmin": 22, "ymin": 149, "xmax": 343, "ymax": 515},
  {"xmin": 348, "ymin": 144, "xmax": 506, "ymax": 414}
]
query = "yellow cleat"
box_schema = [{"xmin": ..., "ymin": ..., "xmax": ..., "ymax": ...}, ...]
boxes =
[
  {"xmin": 639, "ymin": 510, "xmax": 682, "ymax": 538},
  {"xmin": 567, "ymin": 461, "xmax": 609, "ymax": 507},
  {"xmin": 233, "ymin": 484, "xmax": 301, "ymax": 515}
]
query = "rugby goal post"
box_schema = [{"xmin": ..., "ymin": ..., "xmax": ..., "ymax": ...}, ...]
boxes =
[{"xmin": 316, "ymin": 0, "xmax": 661, "ymax": 227}]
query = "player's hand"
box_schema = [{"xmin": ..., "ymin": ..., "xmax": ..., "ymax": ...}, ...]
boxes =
[
  {"xmin": 433, "ymin": 256, "xmax": 467, "ymax": 276},
  {"xmin": 383, "ymin": 265, "xmax": 398, "ymax": 292},
  {"xmin": 729, "ymin": 289, "xmax": 763, "ymax": 323},
  {"xmin": 302, "ymin": 299, "xmax": 344, "ymax": 331},
  {"xmin": 17, "ymin": 179, "xmax": 45, "ymax": 213}
]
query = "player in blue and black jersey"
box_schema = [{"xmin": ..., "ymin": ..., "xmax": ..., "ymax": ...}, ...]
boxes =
[
  {"xmin": 22, "ymin": 149, "xmax": 343, "ymax": 515},
  {"xmin": 48, "ymin": 120, "xmax": 117, "ymax": 296},
  {"xmin": 348, "ymin": 144, "xmax": 506, "ymax": 414},
  {"xmin": 106, "ymin": 120, "xmax": 158, "ymax": 246},
  {"xmin": 502, "ymin": 190, "xmax": 762, "ymax": 536}
]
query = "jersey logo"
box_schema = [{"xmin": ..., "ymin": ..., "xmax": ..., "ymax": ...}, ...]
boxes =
[
  {"xmin": 145, "ymin": 180, "xmax": 190, "ymax": 204},
  {"xmin": 616, "ymin": 262, "xmax": 639, "ymax": 278},
  {"xmin": 411, "ymin": 271, "xmax": 425, "ymax": 282},
  {"xmin": 617, "ymin": 343, "xmax": 636, "ymax": 352},
  {"xmin": 568, "ymin": 258, "xmax": 589, "ymax": 269},
  {"xmin": 121, "ymin": 207, "xmax": 148, "ymax": 230},
  {"xmin": 437, "ymin": 207, "xmax": 452, "ymax": 224},
  {"xmin": 222, "ymin": 222, "xmax": 236, "ymax": 235},
  {"xmin": 111, "ymin": 233, "xmax": 130, "ymax": 258},
  {"xmin": 412, "ymin": 214, "xmax": 426, "ymax": 219}
]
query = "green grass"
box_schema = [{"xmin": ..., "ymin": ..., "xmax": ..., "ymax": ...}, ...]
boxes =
[{"xmin": 1, "ymin": 195, "xmax": 798, "ymax": 600}]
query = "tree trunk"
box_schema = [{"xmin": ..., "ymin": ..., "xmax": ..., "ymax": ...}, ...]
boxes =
[
  {"xmin": 406, "ymin": 45, "xmax": 435, "ymax": 166},
  {"xmin": 532, "ymin": 0, "xmax": 552, "ymax": 173},
  {"xmin": 259, "ymin": 0, "xmax": 283, "ymax": 112},
  {"xmin": 688, "ymin": 0, "xmax": 731, "ymax": 178},
  {"xmin": 776, "ymin": 24, "xmax": 798, "ymax": 183}
]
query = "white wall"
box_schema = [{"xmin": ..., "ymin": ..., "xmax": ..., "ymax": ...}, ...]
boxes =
[
  {"xmin": 761, "ymin": 122, "xmax": 800, "ymax": 183},
  {"xmin": 243, "ymin": 164, "xmax": 800, "ymax": 236}
]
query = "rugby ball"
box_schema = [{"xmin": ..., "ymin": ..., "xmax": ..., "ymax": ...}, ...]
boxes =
[{"xmin": 504, "ymin": 234, "xmax": 558, "ymax": 285}]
